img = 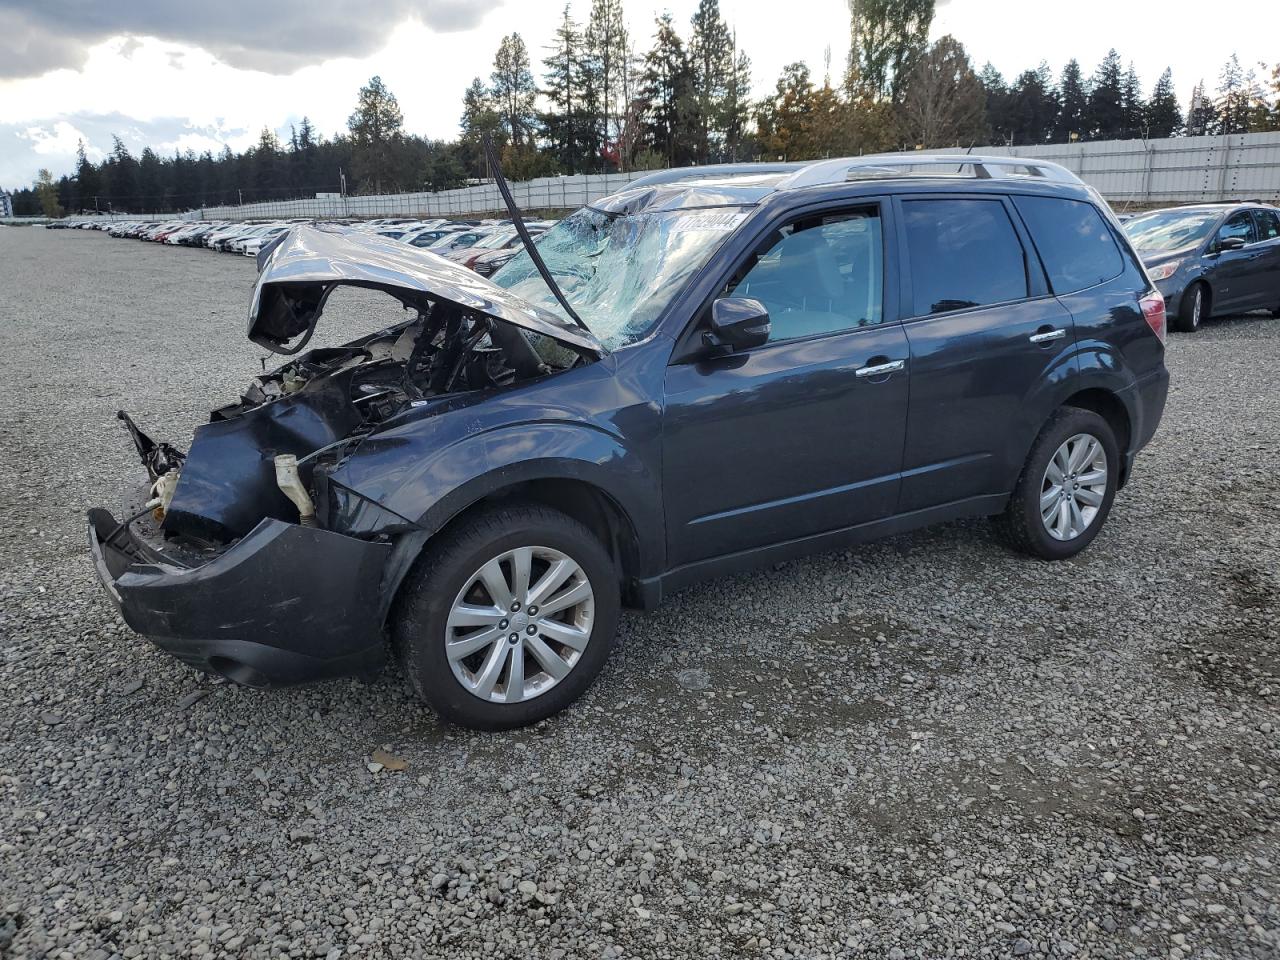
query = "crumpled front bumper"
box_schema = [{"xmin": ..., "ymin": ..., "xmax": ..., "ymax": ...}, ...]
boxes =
[{"xmin": 87, "ymin": 508, "xmax": 392, "ymax": 687}]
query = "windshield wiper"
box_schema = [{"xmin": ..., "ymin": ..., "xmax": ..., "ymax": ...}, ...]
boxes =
[{"xmin": 482, "ymin": 136, "xmax": 598, "ymax": 344}]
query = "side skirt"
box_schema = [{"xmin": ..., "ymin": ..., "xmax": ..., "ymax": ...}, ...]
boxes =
[{"xmin": 629, "ymin": 493, "xmax": 1010, "ymax": 610}]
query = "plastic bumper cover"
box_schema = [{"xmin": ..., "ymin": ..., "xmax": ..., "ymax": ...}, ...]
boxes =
[{"xmin": 87, "ymin": 508, "xmax": 392, "ymax": 687}]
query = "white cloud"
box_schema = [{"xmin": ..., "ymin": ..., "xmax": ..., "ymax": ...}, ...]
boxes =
[{"xmin": 19, "ymin": 119, "xmax": 90, "ymax": 156}]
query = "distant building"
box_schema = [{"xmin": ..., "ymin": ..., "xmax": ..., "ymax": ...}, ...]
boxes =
[{"xmin": 0, "ymin": 191, "xmax": 13, "ymax": 218}]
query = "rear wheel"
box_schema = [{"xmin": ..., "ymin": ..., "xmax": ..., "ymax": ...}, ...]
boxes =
[
  {"xmin": 392, "ymin": 503, "xmax": 619, "ymax": 730},
  {"xmin": 1173, "ymin": 282, "xmax": 1206, "ymax": 333},
  {"xmin": 997, "ymin": 407, "xmax": 1119, "ymax": 560}
]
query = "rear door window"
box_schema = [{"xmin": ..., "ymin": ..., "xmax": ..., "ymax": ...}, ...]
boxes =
[
  {"xmin": 901, "ymin": 198, "xmax": 1028, "ymax": 317},
  {"xmin": 1254, "ymin": 209, "xmax": 1280, "ymax": 241},
  {"xmin": 1013, "ymin": 195, "xmax": 1124, "ymax": 293}
]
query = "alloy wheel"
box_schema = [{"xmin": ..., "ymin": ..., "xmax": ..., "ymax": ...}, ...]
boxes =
[
  {"xmin": 445, "ymin": 546, "xmax": 595, "ymax": 704},
  {"xmin": 1040, "ymin": 433, "xmax": 1108, "ymax": 541},
  {"xmin": 1192, "ymin": 287, "xmax": 1202, "ymax": 328}
]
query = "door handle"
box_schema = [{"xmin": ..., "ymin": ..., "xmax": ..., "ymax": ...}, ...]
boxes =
[
  {"xmin": 1029, "ymin": 328, "xmax": 1067, "ymax": 344},
  {"xmin": 855, "ymin": 359, "xmax": 906, "ymax": 378}
]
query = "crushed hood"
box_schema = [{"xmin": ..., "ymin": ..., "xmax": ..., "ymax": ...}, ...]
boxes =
[{"xmin": 248, "ymin": 224, "xmax": 603, "ymax": 357}]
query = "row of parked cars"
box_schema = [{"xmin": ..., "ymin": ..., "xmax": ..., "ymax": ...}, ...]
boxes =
[{"xmin": 54, "ymin": 215, "xmax": 560, "ymax": 277}]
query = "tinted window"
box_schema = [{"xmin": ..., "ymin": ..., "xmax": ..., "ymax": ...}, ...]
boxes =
[
  {"xmin": 725, "ymin": 208, "xmax": 883, "ymax": 342},
  {"xmin": 1219, "ymin": 211, "xmax": 1257, "ymax": 245},
  {"xmin": 1254, "ymin": 209, "xmax": 1280, "ymax": 241},
  {"xmin": 902, "ymin": 199, "xmax": 1027, "ymax": 316},
  {"xmin": 1014, "ymin": 196, "xmax": 1123, "ymax": 293}
]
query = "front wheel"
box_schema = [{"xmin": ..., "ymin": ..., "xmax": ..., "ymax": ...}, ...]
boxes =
[
  {"xmin": 1173, "ymin": 282, "xmax": 1206, "ymax": 333},
  {"xmin": 996, "ymin": 407, "xmax": 1119, "ymax": 560},
  {"xmin": 393, "ymin": 503, "xmax": 619, "ymax": 730}
]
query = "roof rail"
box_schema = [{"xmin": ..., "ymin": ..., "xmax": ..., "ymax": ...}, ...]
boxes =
[
  {"xmin": 777, "ymin": 153, "xmax": 1086, "ymax": 190},
  {"xmin": 624, "ymin": 162, "xmax": 807, "ymax": 191}
]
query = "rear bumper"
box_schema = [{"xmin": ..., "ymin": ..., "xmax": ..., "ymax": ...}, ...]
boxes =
[
  {"xmin": 88, "ymin": 508, "xmax": 392, "ymax": 687},
  {"xmin": 1118, "ymin": 365, "xmax": 1169, "ymax": 483}
]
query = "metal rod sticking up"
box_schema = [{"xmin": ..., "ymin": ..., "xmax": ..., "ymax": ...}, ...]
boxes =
[{"xmin": 481, "ymin": 135, "xmax": 593, "ymax": 338}]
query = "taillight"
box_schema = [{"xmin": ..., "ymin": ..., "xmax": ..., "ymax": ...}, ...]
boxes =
[{"xmin": 1139, "ymin": 290, "xmax": 1167, "ymax": 345}]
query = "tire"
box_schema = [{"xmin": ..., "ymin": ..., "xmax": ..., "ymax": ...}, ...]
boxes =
[
  {"xmin": 1173, "ymin": 282, "xmax": 1206, "ymax": 333},
  {"xmin": 392, "ymin": 502, "xmax": 619, "ymax": 730},
  {"xmin": 996, "ymin": 407, "xmax": 1120, "ymax": 560}
]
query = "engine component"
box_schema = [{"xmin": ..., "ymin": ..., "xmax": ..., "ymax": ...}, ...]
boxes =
[{"xmin": 274, "ymin": 454, "xmax": 317, "ymax": 527}]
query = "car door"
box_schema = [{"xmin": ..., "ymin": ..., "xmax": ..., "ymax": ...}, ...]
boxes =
[
  {"xmin": 662, "ymin": 201, "xmax": 909, "ymax": 568},
  {"xmin": 894, "ymin": 194, "xmax": 1077, "ymax": 513},
  {"xmin": 1250, "ymin": 209, "xmax": 1280, "ymax": 310},
  {"xmin": 1207, "ymin": 209, "xmax": 1262, "ymax": 312}
]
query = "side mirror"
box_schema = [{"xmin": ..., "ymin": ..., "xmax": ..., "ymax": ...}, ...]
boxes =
[
  {"xmin": 703, "ymin": 297, "xmax": 770, "ymax": 356},
  {"xmin": 1218, "ymin": 235, "xmax": 1247, "ymax": 251}
]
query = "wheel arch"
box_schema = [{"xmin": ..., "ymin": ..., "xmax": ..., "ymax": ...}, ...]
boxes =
[
  {"xmin": 377, "ymin": 472, "xmax": 653, "ymax": 628},
  {"xmin": 1058, "ymin": 387, "xmax": 1133, "ymax": 486}
]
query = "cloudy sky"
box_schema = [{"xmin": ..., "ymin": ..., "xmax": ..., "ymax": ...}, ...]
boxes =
[{"xmin": 1, "ymin": 0, "xmax": 1275, "ymax": 190}]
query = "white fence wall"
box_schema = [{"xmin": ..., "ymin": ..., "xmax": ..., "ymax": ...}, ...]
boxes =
[
  {"xmin": 174, "ymin": 131, "xmax": 1280, "ymax": 222},
  {"xmin": 194, "ymin": 172, "xmax": 648, "ymax": 222},
  {"xmin": 934, "ymin": 132, "xmax": 1280, "ymax": 205}
]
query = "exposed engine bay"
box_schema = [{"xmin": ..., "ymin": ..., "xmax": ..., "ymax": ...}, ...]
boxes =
[
  {"xmin": 223, "ymin": 298, "xmax": 579, "ymax": 424},
  {"xmin": 113, "ymin": 223, "xmax": 601, "ymax": 552}
]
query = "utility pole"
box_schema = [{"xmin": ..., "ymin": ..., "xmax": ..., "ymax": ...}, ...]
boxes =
[{"xmin": 238, "ymin": 188, "xmax": 243, "ymax": 206}]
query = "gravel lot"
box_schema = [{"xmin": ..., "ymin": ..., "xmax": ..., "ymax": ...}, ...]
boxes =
[{"xmin": 1, "ymin": 225, "xmax": 1277, "ymax": 960}]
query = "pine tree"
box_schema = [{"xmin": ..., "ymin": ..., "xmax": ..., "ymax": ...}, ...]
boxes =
[
  {"xmin": 1145, "ymin": 68, "xmax": 1183, "ymax": 138},
  {"xmin": 347, "ymin": 76, "xmax": 405, "ymax": 193},
  {"xmin": 584, "ymin": 0, "xmax": 627, "ymax": 169},
  {"xmin": 251, "ymin": 128, "xmax": 283, "ymax": 200},
  {"xmin": 1055, "ymin": 59, "xmax": 1087, "ymax": 142},
  {"xmin": 1214, "ymin": 54, "xmax": 1244, "ymax": 134},
  {"xmin": 1086, "ymin": 49, "xmax": 1124, "ymax": 139},
  {"xmin": 106, "ymin": 136, "xmax": 139, "ymax": 211},
  {"xmin": 459, "ymin": 77, "xmax": 504, "ymax": 177},
  {"xmin": 137, "ymin": 147, "xmax": 165, "ymax": 212},
  {"xmin": 978, "ymin": 63, "xmax": 1010, "ymax": 144},
  {"xmin": 542, "ymin": 7, "xmax": 587, "ymax": 173},
  {"xmin": 1006, "ymin": 65, "xmax": 1058, "ymax": 145},
  {"xmin": 1120, "ymin": 63, "xmax": 1143, "ymax": 138},
  {"xmin": 724, "ymin": 42, "xmax": 753, "ymax": 161},
  {"xmin": 1186, "ymin": 79, "xmax": 1215, "ymax": 135},
  {"xmin": 492, "ymin": 33, "xmax": 538, "ymax": 149},
  {"xmin": 639, "ymin": 14, "xmax": 696, "ymax": 167},
  {"xmin": 75, "ymin": 140, "xmax": 100, "ymax": 212},
  {"xmin": 688, "ymin": 0, "xmax": 732, "ymax": 162}
]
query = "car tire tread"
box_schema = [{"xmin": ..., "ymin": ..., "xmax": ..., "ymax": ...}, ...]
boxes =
[{"xmin": 995, "ymin": 406, "xmax": 1120, "ymax": 561}]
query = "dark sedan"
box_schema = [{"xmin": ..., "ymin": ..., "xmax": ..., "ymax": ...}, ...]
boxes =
[{"xmin": 1124, "ymin": 202, "xmax": 1280, "ymax": 332}]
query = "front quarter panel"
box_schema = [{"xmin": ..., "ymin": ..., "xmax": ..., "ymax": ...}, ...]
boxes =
[{"xmin": 327, "ymin": 349, "xmax": 667, "ymax": 575}]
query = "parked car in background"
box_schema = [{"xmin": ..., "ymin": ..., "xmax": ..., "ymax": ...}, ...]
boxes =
[
  {"xmin": 422, "ymin": 227, "xmax": 499, "ymax": 257},
  {"xmin": 90, "ymin": 154, "xmax": 1168, "ymax": 731},
  {"xmin": 402, "ymin": 226, "xmax": 469, "ymax": 249},
  {"xmin": 1123, "ymin": 202, "xmax": 1280, "ymax": 332},
  {"xmin": 240, "ymin": 226, "xmax": 291, "ymax": 257},
  {"xmin": 472, "ymin": 245, "xmax": 524, "ymax": 278},
  {"xmin": 449, "ymin": 227, "xmax": 547, "ymax": 270}
]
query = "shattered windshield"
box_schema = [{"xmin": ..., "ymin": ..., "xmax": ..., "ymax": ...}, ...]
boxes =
[{"xmin": 491, "ymin": 206, "xmax": 749, "ymax": 349}]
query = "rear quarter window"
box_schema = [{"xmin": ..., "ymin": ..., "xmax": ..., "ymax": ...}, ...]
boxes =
[
  {"xmin": 1014, "ymin": 196, "xmax": 1123, "ymax": 294},
  {"xmin": 901, "ymin": 198, "xmax": 1029, "ymax": 317}
]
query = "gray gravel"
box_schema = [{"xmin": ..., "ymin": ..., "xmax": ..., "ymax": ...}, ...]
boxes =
[{"xmin": 1, "ymin": 225, "xmax": 1278, "ymax": 960}]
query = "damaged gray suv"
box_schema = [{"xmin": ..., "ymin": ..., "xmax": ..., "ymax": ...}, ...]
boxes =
[{"xmin": 89, "ymin": 155, "xmax": 1169, "ymax": 729}]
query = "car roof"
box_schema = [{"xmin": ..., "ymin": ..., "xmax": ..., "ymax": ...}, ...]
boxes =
[{"xmin": 608, "ymin": 153, "xmax": 1096, "ymax": 215}]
